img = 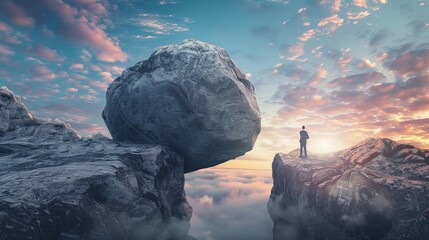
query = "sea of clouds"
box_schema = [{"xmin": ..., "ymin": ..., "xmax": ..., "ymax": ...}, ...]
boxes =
[{"xmin": 185, "ymin": 168, "xmax": 273, "ymax": 240}]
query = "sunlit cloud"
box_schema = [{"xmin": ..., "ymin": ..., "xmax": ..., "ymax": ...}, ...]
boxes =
[
  {"xmin": 317, "ymin": 14, "xmax": 344, "ymax": 33},
  {"xmin": 299, "ymin": 29, "xmax": 316, "ymax": 42},
  {"xmin": 352, "ymin": 0, "xmax": 368, "ymax": 8},
  {"xmin": 347, "ymin": 11, "xmax": 370, "ymax": 20}
]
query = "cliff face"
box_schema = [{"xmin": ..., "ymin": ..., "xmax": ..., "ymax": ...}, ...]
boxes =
[
  {"xmin": 268, "ymin": 138, "xmax": 429, "ymax": 240},
  {"xmin": 0, "ymin": 88, "xmax": 192, "ymax": 240}
]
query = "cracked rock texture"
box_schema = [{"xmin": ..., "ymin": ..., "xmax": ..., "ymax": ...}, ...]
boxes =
[
  {"xmin": 103, "ymin": 39, "xmax": 261, "ymax": 173},
  {"xmin": 268, "ymin": 138, "xmax": 429, "ymax": 240},
  {"xmin": 0, "ymin": 88, "xmax": 192, "ymax": 240}
]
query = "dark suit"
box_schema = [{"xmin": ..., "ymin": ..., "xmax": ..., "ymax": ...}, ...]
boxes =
[{"xmin": 299, "ymin": 130, "xmax": 309, "ymax": 157}]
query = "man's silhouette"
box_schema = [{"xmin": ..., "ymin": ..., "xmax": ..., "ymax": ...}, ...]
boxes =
[{"xmin": 299, "ymin": 126, "xmax": 309, "ymax": 158}]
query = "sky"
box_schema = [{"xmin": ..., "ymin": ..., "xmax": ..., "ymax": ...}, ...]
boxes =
[{"xmin": 0, "ymin": 0, "xmax": 428, "ymax": 170}]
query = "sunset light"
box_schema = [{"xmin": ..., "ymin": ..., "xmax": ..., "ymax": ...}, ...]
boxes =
[{"xmin": 0, "ymin": 1, "xmax": 428, "ymax": 239}]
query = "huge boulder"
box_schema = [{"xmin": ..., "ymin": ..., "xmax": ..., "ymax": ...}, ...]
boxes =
[
  {"xmin": 268, "ymin": 138, "xmax": 429, "ymax": 240},
  {"xmin": 103, "ymin": 39, "xmax": 261, "ymax": 173}
]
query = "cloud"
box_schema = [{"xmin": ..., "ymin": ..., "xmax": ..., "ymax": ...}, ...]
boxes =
[
  {"xmin": 137, "ymin": 13, "xmax": 190, "ymax": 35},
  {"xmin": 297, "ymin": 8, "xmax": 307, "ymax": 14},
  {"xmin": 273, "ymin": 63, "xmax": 309, "ymax": 81},
  {"xmin": 185, "ymin": 169, "xmax": 273, "ymax": 240},
  {"xmin": 384, "ymin": 48, "xmax": 429, "ymax": 78},
  {"xmin": 317, "ymin": 15, "xmax": 344, "ymax": 33},
  {"xmin": 299, "ymin": 29, "xmax": 316, "ymax": 42},
  {"xmin": 105, "ymin": 66, "xmax": 124, "ymax": 75},
  {"xmin": 280, "ymin": 42, "xmax": 305, "ymax": 61},
  {"xmin": 0, "ymin": 0, "xmax": 128, "ymax": 62},
  {"xmin": 159, "ymin": 0, "xmax": 180, "ymax": 5},
  {"xmin": 326, "ymin": 71, "xmax": 386, "ymax": 90},
  {"xmin": 0, "ymin": 44, "xmax": 15, "ymax": 56},
  {"xmin": 308, "ymin": 65, "xmax": 328, "ymax": 86},
  {"xmin": 70, "ymin": 63, "xmax": 84, "ymax": 70},
  {"xmin": 135, "ymin": 35, "xmax": 157, "ymax": 40},
  {"xmin": 67, "ymin": 87, "xmax": 78, "ymax": 92},
  {"xmin": 90, "ymin": 80, "xmax": 109, "ymax": 90},
  {"xmin": 347, "ymin": 11, "xmax": 370, "ymax": 20},
  {"xmin": 26, "ymin": 44, "xmax": 63, "ymax": 62},
  {"xmin": 268, "ymin": 69, "xmax": 429, "ymax": 151},
  {"xmin": 31, "ymin": 65, "xmax": 56, "ymax": 81},
  {"xmin": 0, "ymin": 21, "xmax": 12, "ymax": 32},
  {"xmin": 352, "ymin": 0, "xmax": 368, "ymax": 8},
  {"xmin": 99, "ymin": 71, "xmax": 114, "ymax": 82},
  {"xmin": 331, "ymin": 0, "xmax": 341, "ymax": 13}
]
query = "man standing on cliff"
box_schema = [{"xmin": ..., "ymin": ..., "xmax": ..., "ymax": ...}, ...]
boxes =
[{"xmin": 299, "ymin": 126, "xmax": 309, "ymax": 158}]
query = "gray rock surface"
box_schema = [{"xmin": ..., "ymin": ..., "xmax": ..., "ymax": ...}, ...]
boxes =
[
  {"xmin": 103, "ymin": 39, "xmax": 261, "ymax": 173},
  {"xmin": 268, "ymin": 138, "xmax": 429, "ymax": 240},
  {"xmin": 0, "ymin": 88, "xmax": 193, "ymax": 240}
]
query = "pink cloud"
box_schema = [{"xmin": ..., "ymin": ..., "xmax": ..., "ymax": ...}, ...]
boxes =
[
  {"xmin": 0, "ymin": 44, "xmax": 15, "ymax": 56},
  {"xmin": 70, "ymin": 63, "xmax": 84, "ymax": 69},
  {"xmin": 99, "ymin": 71, "xmax": 113, "ymax": 82},
  {"xmin": 105, "ymin": 66, "xmax": 124, "ymax": 75},
  {"xmin": 67, "ymin": 87, "xmax": 78, "ymax": 92},
  {"xmin": 0, "ymin": 0, "xmax": 128, "ymax": 63},
  {"xmin": 308, "ymin": 65, "xmax": 328, "ymax": 86},
  {"xmin": 31, "ymin": 65, "xmax": 56, "ymax": 81},
  {"xmin": 26, "ymin": 44, "xmax": 63, "ymax": 62},
  {"xmin": 90, "ymin": 80, "xmax": 109, "ymax": 90},
  {"xmin": 0, "ymin": 21, "xmax": 12, "ymax": 32}
]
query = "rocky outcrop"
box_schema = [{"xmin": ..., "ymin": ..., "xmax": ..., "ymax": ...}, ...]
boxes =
[
  {"xmin": 0, "ymin": 88, "xmax": 192, "ymax": 240},
  {"xmin": 103, "ymin": 39, "xmax": 261, "ymax": 173},
  {"xmin": 0, "ymin": 87, "xmax": 80, "ymax": 141},
  {"xmin": 268, "ymin": 138, "xmax": 429, "ymax": 240}
]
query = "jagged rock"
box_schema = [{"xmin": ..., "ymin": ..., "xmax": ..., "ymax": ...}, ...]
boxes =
[
  {"xmin": 268, "ymin": 138, "xmax": 429, "ymax": 240},
  {"xmin": 0, "ymin": 86, "xmax": 33, "ymax": 132},
  {"xmin": 103, "ymin": 39, "xmax": 261, "ymax": 173},
  {"xmin": 0, "ymin": 88, "xmax": 193, "ymax": 240},
  {"xmin": 0, "ymin": 87, "xmax": 81, "ymax": 141}
]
